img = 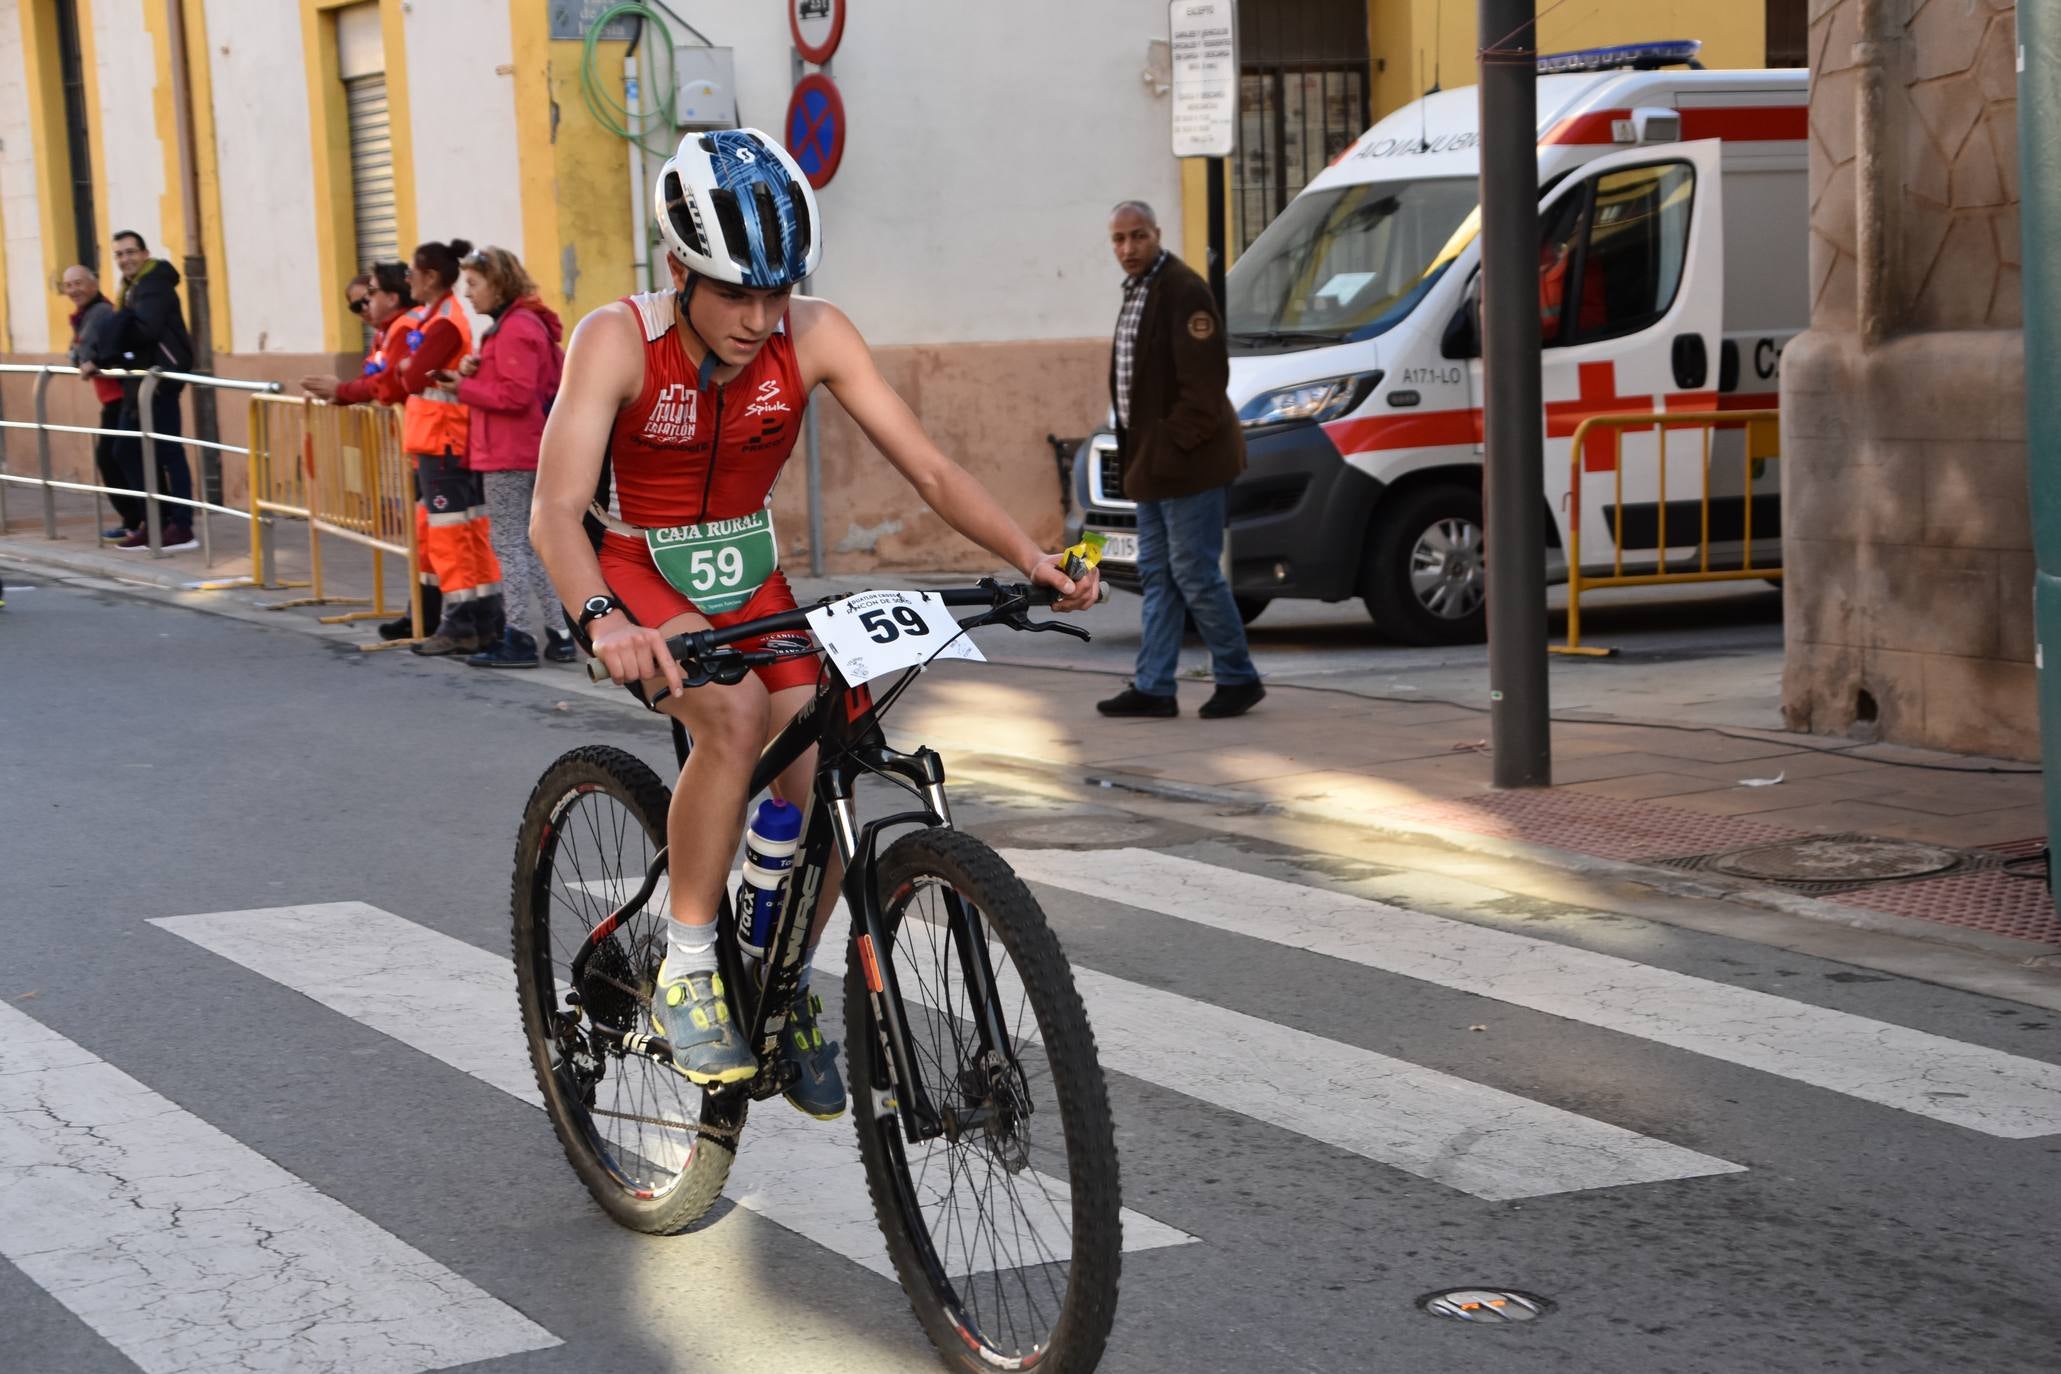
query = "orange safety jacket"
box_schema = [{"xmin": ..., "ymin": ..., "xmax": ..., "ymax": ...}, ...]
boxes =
[{"xmin": 399, "ymin": 292, "xmax": 473, "ymax": 457}]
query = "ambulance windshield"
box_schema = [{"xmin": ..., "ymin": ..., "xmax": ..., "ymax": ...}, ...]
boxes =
[{"xmin": 1227, "ymin": 178, "xmax": 1480, "ymax": 352}]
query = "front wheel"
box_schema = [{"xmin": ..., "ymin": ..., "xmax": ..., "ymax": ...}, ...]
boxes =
[
  {"xmin": 847, "ymin": 828, "xmax": 1121, "ymax": 1374},
  {"xmin": 1361, "ymin": 482, "xmax": 1489, "ymax": 645}
]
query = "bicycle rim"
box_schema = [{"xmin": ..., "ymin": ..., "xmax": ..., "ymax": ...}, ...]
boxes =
[
  {"xmin": 513, "ymin": 747, "xmax": 739, "ymax": 1227},
  {"xmin": 854, "ymin": 830, "xmax": 1120, "ymax": 1371}
]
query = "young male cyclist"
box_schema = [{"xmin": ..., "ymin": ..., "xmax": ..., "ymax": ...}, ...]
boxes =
[{"xmin": 531, "ymin": 130, "xmax": 1097, "ymax": 1120}]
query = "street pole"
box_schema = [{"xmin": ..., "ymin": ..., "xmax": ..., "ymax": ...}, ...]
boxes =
[
  {"xmin": 1477, "ymin": 0, "xmax": 1551, "ymax": 787},
  {"xmin": 1206, "ymin": 156, "xmax": 1227, "ymax": 306},
  {"xmin": 166, "ymin": 0, "xmax": 220, "ymax": 505},
  {"xmin": 2018, "ymin": 0, "xmax": 2061, "ymax": 904}
]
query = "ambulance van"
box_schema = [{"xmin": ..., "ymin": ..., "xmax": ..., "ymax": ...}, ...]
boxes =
[{"xmin": 1073, "ymin": 42, "xmax": 1807, "ymax": 644}]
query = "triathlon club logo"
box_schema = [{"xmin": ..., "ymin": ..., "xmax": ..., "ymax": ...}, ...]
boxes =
[{"xmin": 642, "ymin": 383, "xmax": 699, "ymax": 445}]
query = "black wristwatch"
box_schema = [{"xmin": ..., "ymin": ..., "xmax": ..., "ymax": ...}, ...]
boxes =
[{"xmin": 577, "ymin": 594, "xmax": 624, "ymax": 632}]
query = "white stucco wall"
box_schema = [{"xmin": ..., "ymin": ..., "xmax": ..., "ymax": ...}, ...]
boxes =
[
  {"xmin": 204, "ymin": 0, "xmax": 324, "ymax": 353},
  {"xmin": 0, "ymin": 0, "xmax": 49, "ymax": 352},
  {"xmin": 403, "ymin": 0, "xmax": 522, "ymax": 257},
  {"xmin": 655, "ymin": 0, "xmax": 1184, "ymax": 346},
  {"xmin": 88, "ymin": 0, "xmax": 166, "ymax": 257}
]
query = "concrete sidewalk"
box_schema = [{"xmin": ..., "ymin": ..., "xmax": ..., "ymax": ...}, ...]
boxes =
[{"xmin": 5, "ymin": 492, "xmax": 2051, "ymax": 958}]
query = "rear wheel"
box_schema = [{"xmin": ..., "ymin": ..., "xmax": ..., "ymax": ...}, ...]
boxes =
[
  {"xmin": 1361, "ymin": 482, "xmax": 1488, "ymax": 645},
  {"xmin": 511, "ymin": 745, "xmax": 744, "ymax": 1234},
  {"xmin": 847, "ymin": 828, "xmax": 1121, "ymax": 1374}
]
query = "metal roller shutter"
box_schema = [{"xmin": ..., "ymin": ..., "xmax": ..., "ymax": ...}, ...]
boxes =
[{"xmin": 346, "ymin": 74, "xmax": 397, "ymax": 271}]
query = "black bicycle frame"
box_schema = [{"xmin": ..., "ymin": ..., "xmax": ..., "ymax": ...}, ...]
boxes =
[{"xmin": 567, "ymin": 650, "xmax": 1006, "ymax": 1145}]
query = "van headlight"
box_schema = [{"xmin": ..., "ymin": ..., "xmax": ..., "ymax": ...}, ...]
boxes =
[{"xmin": 1237, "ymin": 372, "xmax": 1383, "ymax": 429}]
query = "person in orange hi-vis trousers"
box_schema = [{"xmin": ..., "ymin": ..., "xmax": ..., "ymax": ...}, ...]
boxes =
[{"xmin": 399, "ymin": 237, "xmax": 505, "ymax": 654}]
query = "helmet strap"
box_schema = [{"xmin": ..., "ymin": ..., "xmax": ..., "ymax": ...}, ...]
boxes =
[{"xmin": 675, "ymin": 275, "xmax": 724, "ymax": 389}]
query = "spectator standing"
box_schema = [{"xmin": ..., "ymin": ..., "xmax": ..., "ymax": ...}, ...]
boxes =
[
  {"xmin": 1095, "ymin": 200, "xmax": 1264, "ymax": 720},
  {"xmin": 83, "ymin": 231, "xmax": 199, "ymax": 551},
  {"xmin": 298, "ymin": 272, "xmax": 381, "ymax": 403},
  {"xmin": 434, "ymin": 245, "xmax": 570, "ymax": 667},
  {"xmin": 302, "ymin": 263, "xmax": 428, "ymax": 641},
  {"xmin": 60, "ymin": 265, "xmax": 138, "ymax": 540},
  {"xmin": 398, "ymin": 238, "xmax": 505, "ymax": 655}
]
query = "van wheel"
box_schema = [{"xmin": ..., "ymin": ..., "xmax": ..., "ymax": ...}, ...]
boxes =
[
  {"xmin": 1361, "ymin": 484, "xmax": 1488, "ymax": 645},
  {"xmin": 1234, "ymin": 596, "xmax": 1270, "ymax": 626}
]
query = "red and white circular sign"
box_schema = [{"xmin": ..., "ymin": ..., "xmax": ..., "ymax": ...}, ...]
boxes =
[{"xmin": 788, "ymin": 0, "xmax": 846, "ymax": 65}]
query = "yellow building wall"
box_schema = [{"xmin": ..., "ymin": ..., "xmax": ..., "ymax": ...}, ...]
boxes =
[
  {"xmin": 1372, "ymin": 2, "xmax": 1770, "ymax": 121},
  {"xmin": 506, "ymin": 1, "xmax": 635, "ymax": 329}
]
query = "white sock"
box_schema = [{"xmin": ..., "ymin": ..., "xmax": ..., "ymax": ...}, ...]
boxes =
[{"xmin": 658, "ymin": 920, "xmax": 719, "ymax": 982}]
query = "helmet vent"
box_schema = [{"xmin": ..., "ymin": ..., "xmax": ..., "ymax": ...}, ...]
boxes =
[
  {"xmin": 661, "ymin": 170, "xmax": 708, "ymax": 258},
  {"xmin": 751, "ymin": 183, "xmax": 784, "ymax": 273},
  {"xmin": 785, "ymin": 178, "xmax": 812, "ymax": 271},
  {"xmin": 708, "ymin": 188, "xmax": 753, "ymax": 271}
]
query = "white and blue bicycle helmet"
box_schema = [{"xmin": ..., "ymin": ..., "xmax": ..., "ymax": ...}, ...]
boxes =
[{"xmin": 655, "ymin": 128, "xmax": 822, "ymax": 289}]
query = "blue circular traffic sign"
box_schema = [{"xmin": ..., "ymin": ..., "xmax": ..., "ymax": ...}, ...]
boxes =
[{"xmin": 785, "ymin": 73, "xmax": 845, "ymax": 189}]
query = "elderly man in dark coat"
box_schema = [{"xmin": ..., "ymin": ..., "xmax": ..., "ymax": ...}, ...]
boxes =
[{"xmin": 1096, "ymin": 200, "xmax": 1264, "ymax": 720}]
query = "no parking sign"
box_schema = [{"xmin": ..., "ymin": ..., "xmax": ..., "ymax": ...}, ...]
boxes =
[{"xmin": 784, "ymin": 73, "xmax": 845, "ymax": 189}]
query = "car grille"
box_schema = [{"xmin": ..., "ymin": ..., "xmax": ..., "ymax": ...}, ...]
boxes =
[{"xmin": 1089, "ymin": 441, "xmax": 1133, "ymax": 509}]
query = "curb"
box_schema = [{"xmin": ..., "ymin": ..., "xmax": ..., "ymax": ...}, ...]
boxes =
[
  {"xmin": 932, "ymin": 752, "xmax": 2061, "ymax": 969},
  {"xmin": 9, "ymin": 539, "xmax": 2055, "ymax": 975}
]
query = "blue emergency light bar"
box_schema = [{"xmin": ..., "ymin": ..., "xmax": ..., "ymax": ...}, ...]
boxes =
[{"xmin": 1536, "ymin": 40, "xmax": 1704, "ymax": 75}]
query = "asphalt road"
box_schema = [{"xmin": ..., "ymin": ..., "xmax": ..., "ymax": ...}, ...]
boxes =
[{"xmin": 4, "ymin": 573, "xmax": 2058, "ymax": 1373}]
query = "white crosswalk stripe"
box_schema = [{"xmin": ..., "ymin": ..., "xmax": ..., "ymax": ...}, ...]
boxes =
[
  {"xmin": 882, "ymin": 919, "xmax": 1740, "ymax": 1199},
  {"xmin": 0, "ymin": 999, "xmax": 560, "ymax": 1374},
  {"xmin": 1002, "ymin": 848, "xmax": 2061, "ymax": 1139},
  {"xmin": 149, "ymin": 903, "xmax": 1196, "ymax": 1279}
]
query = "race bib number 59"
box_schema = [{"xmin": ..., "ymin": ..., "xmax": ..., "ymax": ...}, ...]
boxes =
[
  {"xmin": 804, "ymin": 590, "xmax": 985, "ymax": 685},
  {"xmin": 643, "ymin": 508, "xmax": 778, "ymax": 615}
]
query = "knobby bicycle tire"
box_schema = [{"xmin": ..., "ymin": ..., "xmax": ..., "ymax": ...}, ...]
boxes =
[
  {"xmin": 846, "ymin": 827, "xmax": 1122, "ymax": 1374},
  {"xmin": 511, "ymin": 744, "xmax": 745, "ymax": 1234}
]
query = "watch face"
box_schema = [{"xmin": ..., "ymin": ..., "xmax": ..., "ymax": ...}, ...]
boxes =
[{"xmin": 584, "ymin": 596, "xmax": 612, "ymax": 615}]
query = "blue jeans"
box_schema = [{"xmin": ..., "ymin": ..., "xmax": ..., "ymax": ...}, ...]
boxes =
[{"xmin": 1133, "ymin": 486, "xmax": 1259, "ymax": 697}]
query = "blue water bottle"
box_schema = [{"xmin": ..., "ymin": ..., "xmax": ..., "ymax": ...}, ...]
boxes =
[{"xmin": 736, "ymin": 798, "xmax": 803, "ymax": 962}]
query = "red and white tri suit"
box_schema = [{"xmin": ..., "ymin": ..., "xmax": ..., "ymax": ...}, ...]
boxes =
[{"xmin": 595, "ymin": 289, "xmax": 814, "ymax": 693}]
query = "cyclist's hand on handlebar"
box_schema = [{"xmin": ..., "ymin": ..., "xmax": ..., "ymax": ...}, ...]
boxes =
[
  {"xmin": 590, "ymin": 618, "xmax": 683, "ymax": 696},
  {"xmin": 1029, "ymin": 553, "xmax": 1099, "ymax": 613}
]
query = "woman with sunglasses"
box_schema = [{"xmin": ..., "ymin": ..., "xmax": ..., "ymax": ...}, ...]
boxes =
[{"xmin": 300, "ymin": 263, "xmax": 426, "ymax": 639}]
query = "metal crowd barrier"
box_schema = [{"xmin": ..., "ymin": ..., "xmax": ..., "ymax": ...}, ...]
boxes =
[
  {"xmin": 1553, "ymin": 407, "xmax": 1783, "ymax": 657},
  {"xmin": 0, "ymin": 363, "xmax": 281, "ymax": 571},
  {"xmin": 246, "ymin": 394, "xmax": 424, "ymax": 647}
]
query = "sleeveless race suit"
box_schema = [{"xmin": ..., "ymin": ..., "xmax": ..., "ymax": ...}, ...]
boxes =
[{"xmin": 596, "ymin": 289, "xmax": 814, "ymax": 693}]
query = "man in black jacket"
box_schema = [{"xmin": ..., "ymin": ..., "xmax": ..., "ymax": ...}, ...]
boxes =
[
  {"xmin": 1096, "ymin": 200, "xmax": 1263, "ymax": 720},
  {"xmin": 81, "ymin": 231, "xmax": 198, "ymax": 550}
]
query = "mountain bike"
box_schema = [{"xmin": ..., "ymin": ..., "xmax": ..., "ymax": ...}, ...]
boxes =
[{"xmin": 510, "ymin": 579, "xmax": 1121, "ymax": 1373}]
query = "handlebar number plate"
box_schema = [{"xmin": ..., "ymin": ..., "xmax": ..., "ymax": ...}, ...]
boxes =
[{"xmin": 804, "ymin": 590, "xmax": 985, "ymax": 685}]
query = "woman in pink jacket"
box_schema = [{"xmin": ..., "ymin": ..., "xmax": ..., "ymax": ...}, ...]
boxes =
[{"xmin": 434, "ymin": 246, "xmax": 567, "ymax": 667}]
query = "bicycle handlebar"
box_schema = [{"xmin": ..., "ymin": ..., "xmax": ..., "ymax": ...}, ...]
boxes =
[{"xmin": 584, "ymin": 579, "xmax": 1064, "ymax": 684}]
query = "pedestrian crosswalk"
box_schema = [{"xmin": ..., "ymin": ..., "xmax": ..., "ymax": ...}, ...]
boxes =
[{"xmin": 6, "ymin": 842, "xmax": 2060, "ymax": 1372}]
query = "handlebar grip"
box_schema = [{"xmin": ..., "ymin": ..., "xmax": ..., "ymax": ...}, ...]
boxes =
[{"xmin": 586, "ymin": 660, "xmax": 611, "ymax": 683}]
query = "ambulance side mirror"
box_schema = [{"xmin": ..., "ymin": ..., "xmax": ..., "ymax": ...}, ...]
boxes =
[{"xmin": 1442, "ymin": 278, "xmax": 1482, "ymax": 360}]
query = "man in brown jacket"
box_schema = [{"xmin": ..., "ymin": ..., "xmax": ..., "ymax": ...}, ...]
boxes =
[{"xmin": 1096, "ymin": 201, "xmax": 1264, "ymax": 719}]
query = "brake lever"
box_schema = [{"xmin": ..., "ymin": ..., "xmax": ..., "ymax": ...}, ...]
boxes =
[{"xmin": 1021, "ymin": 617, "xmax": 1091, "ymax": 642}]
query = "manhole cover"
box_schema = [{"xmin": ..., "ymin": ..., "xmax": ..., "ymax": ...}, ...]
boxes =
[
  {"xmin": 1706, "ymin": 836, "xmax": 1963, "ymax": 885},
  {"xmin": 1417, "ymin": 1288, "xmax": 1553, "ymax": 1323}
]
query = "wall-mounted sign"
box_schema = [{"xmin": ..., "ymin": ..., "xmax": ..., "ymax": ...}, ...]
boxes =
[
  {"xmin": 785, "ymin": 73, "xmax": 846, "ymax": 188},
  {"xmin": 789, "ymin": 0, "xmax": 847, "ymax": 66},
  {"xmin": 1170, "ymin": 0, "xmax": 1237, "ymax": 158},
  {"xmin": 548, "ymin": 0, "xmax": 636, "ymax": 42}
]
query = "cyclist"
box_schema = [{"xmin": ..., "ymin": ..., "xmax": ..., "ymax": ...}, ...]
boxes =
[{"xmin": 531, "ymin": 130, "xmax": 1097, "ymax": 1120}]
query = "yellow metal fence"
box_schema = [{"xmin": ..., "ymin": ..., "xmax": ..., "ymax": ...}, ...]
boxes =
[
  {"xmin": 247, "ymin": 395, "xmax": 424, "ymax": 647},
  {"xmin": 1554, "ymin": 408, "xmax": 1783, "ymax": 657}
]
